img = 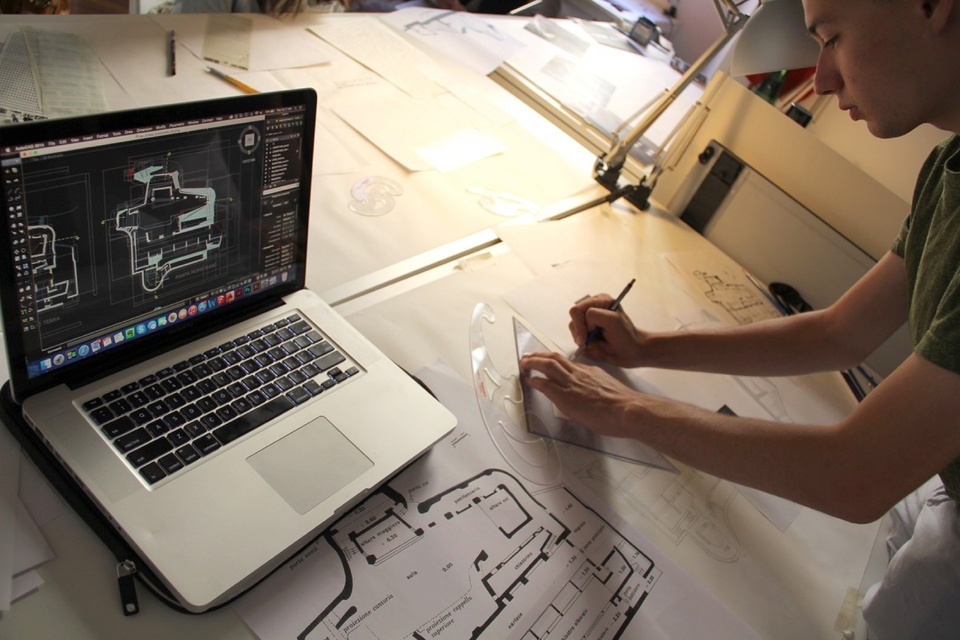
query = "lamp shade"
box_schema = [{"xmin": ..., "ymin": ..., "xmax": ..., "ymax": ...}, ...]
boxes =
[{"xmin": 731, "ymin": 0, "xmax": 820, "ymax": 76}]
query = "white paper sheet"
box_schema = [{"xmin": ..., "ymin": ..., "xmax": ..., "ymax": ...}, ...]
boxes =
[
  {"xmin": 331, "ymin": 89, "xmax": 505, "ymax": 172},
  {"xmin": 309, "ymin": 17, "xmax": 444, "ymax": 98},
  {"xmin": 380, "ymin": 8, "xmax": 525, "ymax": 76},
  {"xmin": 151, "ymin": 14, "xmax": 332, "ymax": 72}
]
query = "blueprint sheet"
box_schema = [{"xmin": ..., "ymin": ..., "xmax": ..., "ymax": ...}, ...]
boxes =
[{"xmin": 234, "ymin": 361, "xmax": 757, "ymax": 640}]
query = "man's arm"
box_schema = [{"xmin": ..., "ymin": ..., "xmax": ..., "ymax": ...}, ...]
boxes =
[
  {"xmin": 520, "ymin": 252, "xmax": 960, "ymax": 522},
  {"xmin": 520, "ymin": 350, "xmax": 960, "ymax": 523},
  {"xmin": 572, "ymin": 251, "xmax": 910, "ymax": 377}
]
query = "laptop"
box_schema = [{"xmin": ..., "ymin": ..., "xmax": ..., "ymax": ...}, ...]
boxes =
[{"xmin": 0, "ymin": 89, "xmax": 456, "ymax": 612}]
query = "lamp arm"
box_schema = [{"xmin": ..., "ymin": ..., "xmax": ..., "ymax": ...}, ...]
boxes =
[{"xmin": 595, "ymin": 6, "xmax": 747, "ymax": 191}]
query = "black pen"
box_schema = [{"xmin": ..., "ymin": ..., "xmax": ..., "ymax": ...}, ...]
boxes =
[{"xmin": 572, "ymin": 278, "xmax": 635, "ymax": 361}]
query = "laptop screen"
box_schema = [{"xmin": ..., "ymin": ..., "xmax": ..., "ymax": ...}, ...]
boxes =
[{"xmin": 0, "ymin": 90, "xmax": 317, "ymax": 400}]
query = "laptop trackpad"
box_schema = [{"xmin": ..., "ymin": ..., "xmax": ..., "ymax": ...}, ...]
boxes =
[{"xmin": 248, "ymin": 416, "xmax": 373, "ymax": 515}]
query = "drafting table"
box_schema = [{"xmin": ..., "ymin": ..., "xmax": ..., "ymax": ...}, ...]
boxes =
[{"xmin": 0, "ymin": 10, "xmax": 887, "ymax": 640}]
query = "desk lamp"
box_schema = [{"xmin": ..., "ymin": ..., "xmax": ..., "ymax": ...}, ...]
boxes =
[{"xmin": 583, "ymin": 0, "xmax": 819, "ymax": 213}]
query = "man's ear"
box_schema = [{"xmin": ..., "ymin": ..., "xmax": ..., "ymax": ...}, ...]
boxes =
[{"xmin": 923, "ymin": 0, "xmax": 957, "ymax": 33}]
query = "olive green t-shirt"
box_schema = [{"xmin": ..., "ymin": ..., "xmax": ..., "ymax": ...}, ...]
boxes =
[{"xmin": 891, "ymin": 134, "xmax": 960, "ymax": 500}]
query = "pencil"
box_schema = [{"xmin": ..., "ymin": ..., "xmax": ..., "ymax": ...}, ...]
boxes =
[
  {"xmin": 205, "ymin": 66, "xmax": 258, "ymax": 95},
  {"xmin": 167, "ymin": 30, "xmax": 176, "ymax": 76},
  {"xmin": 572, "ymin": 278, "xmax": 636, "ymax": 361}
]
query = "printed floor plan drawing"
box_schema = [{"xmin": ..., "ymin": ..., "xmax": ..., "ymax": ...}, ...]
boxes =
[
  {"xmin": 236, "ymin": 363, "xmax": 760, "ymax": 640},
  {"xmin": 114, "ymin": 164, "xmax": 221, "ymax": 293},
  {"xmin": 300, "ymin": 470, "xmax": 657, "ymax": 640}
]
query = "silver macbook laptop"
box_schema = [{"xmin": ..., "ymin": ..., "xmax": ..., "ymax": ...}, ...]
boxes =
[{"xmin": 0, "ymin": 90, "xmax": 455, "ymax": 612}]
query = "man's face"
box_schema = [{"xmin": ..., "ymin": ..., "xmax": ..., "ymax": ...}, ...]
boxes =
[{"xmin": 803, "ymin": 0, "xmax": 935, "ymax": 138}]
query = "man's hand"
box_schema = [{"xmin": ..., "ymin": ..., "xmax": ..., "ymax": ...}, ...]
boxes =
[{"xmin": 519, "ymin": 351, "xmax": 639, "ymax": 438}]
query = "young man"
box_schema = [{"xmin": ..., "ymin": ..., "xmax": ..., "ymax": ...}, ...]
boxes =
[{"xmin": 519, "ymin": 0, "xmax": 960, "ymax": 637}]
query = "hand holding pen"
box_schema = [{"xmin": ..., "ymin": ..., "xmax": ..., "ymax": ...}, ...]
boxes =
[{"xmin": 571, "ymin": 278, "xmax": 636, "ymax": 362}]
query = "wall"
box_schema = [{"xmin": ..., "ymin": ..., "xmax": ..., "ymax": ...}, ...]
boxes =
[{"xmin": 805, "ymin": 97, "xmax": 948, "ymax": 205}]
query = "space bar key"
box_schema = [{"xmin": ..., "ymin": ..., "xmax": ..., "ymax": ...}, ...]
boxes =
[{"xmin": 212, "ymin": 396, "xmax": 295, "ymax": 445}]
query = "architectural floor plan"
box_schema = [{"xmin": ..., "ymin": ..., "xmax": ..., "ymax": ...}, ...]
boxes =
[{"xmin": 236, "ymin": 363, "xmax": 757, "ymax": 640}]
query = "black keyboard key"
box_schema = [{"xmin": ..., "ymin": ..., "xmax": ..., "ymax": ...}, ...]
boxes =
[
  {"xmin": 181, "ymin": 403, "xmax": 202, "ymax": 421},
  {"xmin": 181, "ymin": 385, "xmax": 201, "ymax": 402},
  {"xmin": 103, "ymin": 389, "xmax": 123, "ymax": 402},
  {"xmin": 261, "ymin": 383, "xmax": 280, "ymax": 399},
  {"xmin": 197, "ymin": 396, "xmax": 219, "ymax": 414},
  {"xmin": 194, "ymin": 434, "xmax": 221, "ymax": 456},
  {"xmin": 192, "ymin": 362, "xmax": 213, "ymax": 379},
  {"xmin": 165, "ymin": 393, "xmax": 186, "ymax": 410},
  {"xmin": 158, "ymin": 453, "xmax": 184, "ymax": 475},
  {"xmin": 287, "ymin": 386, "xmax": 311, "ymax": 405},
  {"xmin": 308, "ymin": 342, "xmax": 334, "ymax": 359},
  {"xmin": 167, "ymin": 429, "xmax": 190, "ymax": 447},
  {"xmin": 121, "ymin": 382, "xmax": 140, "ymax": 394},
  {"xmin": 138, "ymin": 374, "xmax": 158, "ymax": 387},
  {"xmin": 230, "ymin": 396, "xmax": 253, "ymax": 415},
  {"xmin": 215, "ymin": 405, "xmax": 239, "ymax": 422},
  {"xmin": 196, "ymin": 379, "xmax": 218, "ymax": 395},
  {"xmin": 317, "ymin": 351, "xmax": 346, "ymax": 371},
  {"xmin": 176, "ymin": 444, "xmax": 201, "ymax": 465},
  {"xmin": 345, "ymin": 367, "xmax": 360, "ymax": 377},
  {"xmin": 89, "ymin": 406, "xmax": 115, "ymax": 425},
  {"xmin": 303, "ymin": 380, "xmax": 323, "ymax": 396},
  {"xmin": 108, "ymin": 398, "xmax": 133, "ymax": 416},
  {"xmin": 160, "ymin": 377, "xmax": 182, "ymax": 393},
  {"xmin": 156, "ymin": 367, "xmax": 175, "ymax": 379},
  {"xmin": 290, "ymin": 320, "xmax": 310, "ymax": 335},
  {"xmin": 139, "ymin": 463, "xmax": 166, "ymax": 485},
  {"xmin": 226, "ymin": 366, "xmax": 245, "ymax": 381},
  {"xmin": 263, "ymin": 333, "xmax": 282, "ymax": 347},
  {"xmin": 200, "ymin": 413, "xmax": 223, "ymax": 430},
  {"xmin": 144, "ymin": 420, "xmax": 169, "ymax": 438},
  {"xmin": 212, "ymin": 396, "xmax": 294, "ymax": 446},
  {"xmin": 128, "ymin": 390, "xmax": 150, "ymax": 408},
  {"xmin": 102, "ymin": 415, "xmax": 135, "ymax": 439},
  {"xmin": 184, "ymin": 421, "xmax": 206, "ymax": 438},
  {"xmin": 163, "ymin": 411, "xmax": 187, "ymax": 430},
  {"xmin": 130, "ymin": 408, "xmax": 154, "ymax": 426},
  {"xmin": 115, "ymin": 428, "xmax": 151, "ymax": 453},
  {"xmin": 144, "ymin": 384, "xmax": 166, "ymax": 400},
  {"xmin": 173, "ymin": 360, "xmax": 191, "ymax": 372},
  {"xmin": 82, "ymin": 397, "xmax": 104, "ymax": 411},
  {"xmin": 176, "ymin": 370, "xmax": 198, "ymax": 385},
  {"xmin": 226, "ymin": 382, "xmax": 246, "ymax": 398},
  {"xmin": 127, "ymin": 437, "xmax": 174, "ymax": 468},
  {"xmin": 147, "ymin": 400, "xmax": 170, "ymax": 417}
]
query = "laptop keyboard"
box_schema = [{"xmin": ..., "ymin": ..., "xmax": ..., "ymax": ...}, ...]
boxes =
[{"xmin": 80, "ymin": 313, "xmax": 360, "ymax": 486}]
